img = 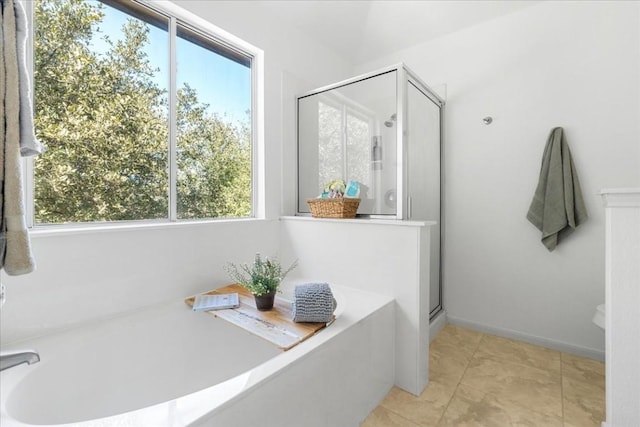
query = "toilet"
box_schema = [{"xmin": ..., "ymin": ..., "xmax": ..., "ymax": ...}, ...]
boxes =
[{"xmin": 592, "ymin": 303, "xmax": 605, "ymax": 330}]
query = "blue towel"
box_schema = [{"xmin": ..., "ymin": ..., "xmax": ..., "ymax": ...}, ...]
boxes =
[{"xmin": 292, "ymin": 283, "xmax": 336, "ymax": 323}]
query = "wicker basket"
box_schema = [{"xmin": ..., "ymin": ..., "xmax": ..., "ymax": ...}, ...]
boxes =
[{"xmin": 307, "ymin": 198, "xmax": 360, "ymax": 219}]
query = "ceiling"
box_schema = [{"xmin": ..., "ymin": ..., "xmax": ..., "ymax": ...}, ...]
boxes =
[{"xmin": 255, "ymin": 0, "xmax": 540, "ymax": 64}]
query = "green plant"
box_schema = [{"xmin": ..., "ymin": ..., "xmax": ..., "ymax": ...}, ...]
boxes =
[{"xmin": 225, "ymin": 253, "xmax": 298, "ymax": 296}]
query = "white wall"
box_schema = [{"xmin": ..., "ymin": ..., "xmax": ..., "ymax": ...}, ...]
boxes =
[
  {"xmin": 602, "ymin": 189, "xmax": 640, "ymax": 427},
  {"xmin": 0, "ymin": 220, "xmax": 281, "ymax": 344},
  {"xmin": 357, "ymin": 1, "xmax": 640, "ymax": 358},
  {"xmin": 1, "ymin": 1, "xmax": 353, "ymax": 344},
  {"xmin": 279, "ymin": 217, "xmax": 433, "ymax": 395}
]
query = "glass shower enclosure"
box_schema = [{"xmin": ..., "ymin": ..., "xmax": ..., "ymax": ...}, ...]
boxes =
[{"xmin": 296, "ymin": 63, "xmax": 444, "ymax": 318}]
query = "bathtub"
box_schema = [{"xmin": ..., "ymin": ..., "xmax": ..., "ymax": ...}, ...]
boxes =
[{"xmin": 0, "ymin": 284, "xmax": 394, "ymax": 427}]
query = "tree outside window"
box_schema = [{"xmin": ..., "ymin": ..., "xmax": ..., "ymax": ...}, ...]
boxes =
[{"xmin": 33, "ymin": 0, "xmax": 253, "ymax": 224}]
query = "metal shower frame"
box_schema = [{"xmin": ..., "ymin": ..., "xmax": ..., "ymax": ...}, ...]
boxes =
[{"xmin": 295, "ymin": 62, "xmax": 444, "ymax": 221}]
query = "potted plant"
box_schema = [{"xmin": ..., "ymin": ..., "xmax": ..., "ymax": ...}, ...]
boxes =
[{"xmin": 225, "ymin": 253, "xmax": 298, "ymax": 311}]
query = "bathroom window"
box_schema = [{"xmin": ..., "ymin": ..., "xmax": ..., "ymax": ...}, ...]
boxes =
[
  {"xmin": 317, "ymin": 100, "xmax": 372, "ymax": 195},
  {"xmin": 29, "ymin": 0, "xmax": 255, "ymax": 225}
]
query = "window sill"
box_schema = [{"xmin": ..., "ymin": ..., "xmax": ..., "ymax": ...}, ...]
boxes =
[
  {"xmin": 280, "ymin": 215, "xmax": 435, "ymax": 228},
  {"xmin": 29, "ymin": 217, "xmax": 272, "ymax": 238}
]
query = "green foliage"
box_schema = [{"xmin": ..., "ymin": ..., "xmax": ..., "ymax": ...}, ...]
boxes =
[
  {"xmin": 176, "ymin": 85, "xmax": 251, "ymax": 219},
  {"xmin": 225, "ymin": 254, "xmax": 298, "ymax": 296},
  {"xmin": 33, "ymin": 0, "xmax": 251, "ymax": 223}
]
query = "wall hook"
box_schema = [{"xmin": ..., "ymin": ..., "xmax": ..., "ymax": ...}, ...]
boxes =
[{"xmin": 482, "ymin": 116, "xmax": 493, "ymax": 125}]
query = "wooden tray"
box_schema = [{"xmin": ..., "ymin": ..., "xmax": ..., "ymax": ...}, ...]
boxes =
[{"xmin": 185, "ymin": 284, "xmax": 330, "ymax": 351}]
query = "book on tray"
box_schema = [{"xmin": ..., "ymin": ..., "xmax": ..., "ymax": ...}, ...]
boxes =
[{"xmin": 192, "ymin": 293, "xmax": 240, "ymax": 311}]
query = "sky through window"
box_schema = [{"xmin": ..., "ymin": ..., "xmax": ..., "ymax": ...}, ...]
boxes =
[{"xmin": 89, "ymin": 1, "xmax": 250, "ymax": 127}]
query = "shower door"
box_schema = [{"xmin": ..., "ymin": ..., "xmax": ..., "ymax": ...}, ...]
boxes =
[{"xmin": 406, "ymin": 78, "xmax": 442, "ymax": 318}]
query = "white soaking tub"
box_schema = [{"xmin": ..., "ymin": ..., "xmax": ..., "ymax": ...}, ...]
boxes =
[{"xmin": 0, "ymin": 284, "xmax": 394, "ymax": 427}]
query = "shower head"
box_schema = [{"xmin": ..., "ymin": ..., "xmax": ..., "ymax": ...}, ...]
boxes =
[{"xmin": 384, "ymin": 113, "xmax": 397, "ymax": 128}]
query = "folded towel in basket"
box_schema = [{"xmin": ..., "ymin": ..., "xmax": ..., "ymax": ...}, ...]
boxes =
[{"xmin": 292, "ymin": 283, "xmax": 337, "ymax": 323}]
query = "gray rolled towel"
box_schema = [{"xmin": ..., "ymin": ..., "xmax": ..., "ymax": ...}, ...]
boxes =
[{"xmin": 292, "ymin": 283, "xmax": 337, "ymax": 323}]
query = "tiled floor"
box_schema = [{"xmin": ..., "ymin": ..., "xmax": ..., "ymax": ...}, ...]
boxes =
[{"xmin": 361, "ymin": 324, "xmax": 605, "ymax": 427}]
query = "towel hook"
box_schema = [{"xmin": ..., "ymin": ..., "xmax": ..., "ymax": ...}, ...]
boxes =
[{"xmin": 482, "ymin": 116, "xmax": 493, "ymax": 125}]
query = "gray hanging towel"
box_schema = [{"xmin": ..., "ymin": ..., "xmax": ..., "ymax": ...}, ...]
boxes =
[
  {"xmin": 0, "ymin": 0, "xmax": 37, "ymax": 275},
  {"xmin": 13, "ymin": 0, "xmax": 42, "ymax": 157},
  {"xmin": 527, "ymin": 127, "xmax": 588, "ymax": 251}
]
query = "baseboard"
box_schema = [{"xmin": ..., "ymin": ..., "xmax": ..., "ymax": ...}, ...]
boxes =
[
  {"xmin": 446, "ymin": 314, "xmax": 605, "ymax": 362},
  {"xmin": 429, "ymin": 309, "xmax": 447, "ymax": 342}
]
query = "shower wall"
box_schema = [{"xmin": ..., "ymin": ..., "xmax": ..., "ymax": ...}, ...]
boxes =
[
  {"xmin": 296, "ymin": 64, "xmax": 444, "ymax": 317},
  {"xmin": 406, "ymin": 80, "xmax": 442, "ymax": 317},
  {"xmin": 297, "ymin": 70, "xmax": 398, "ymax": 215}
]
